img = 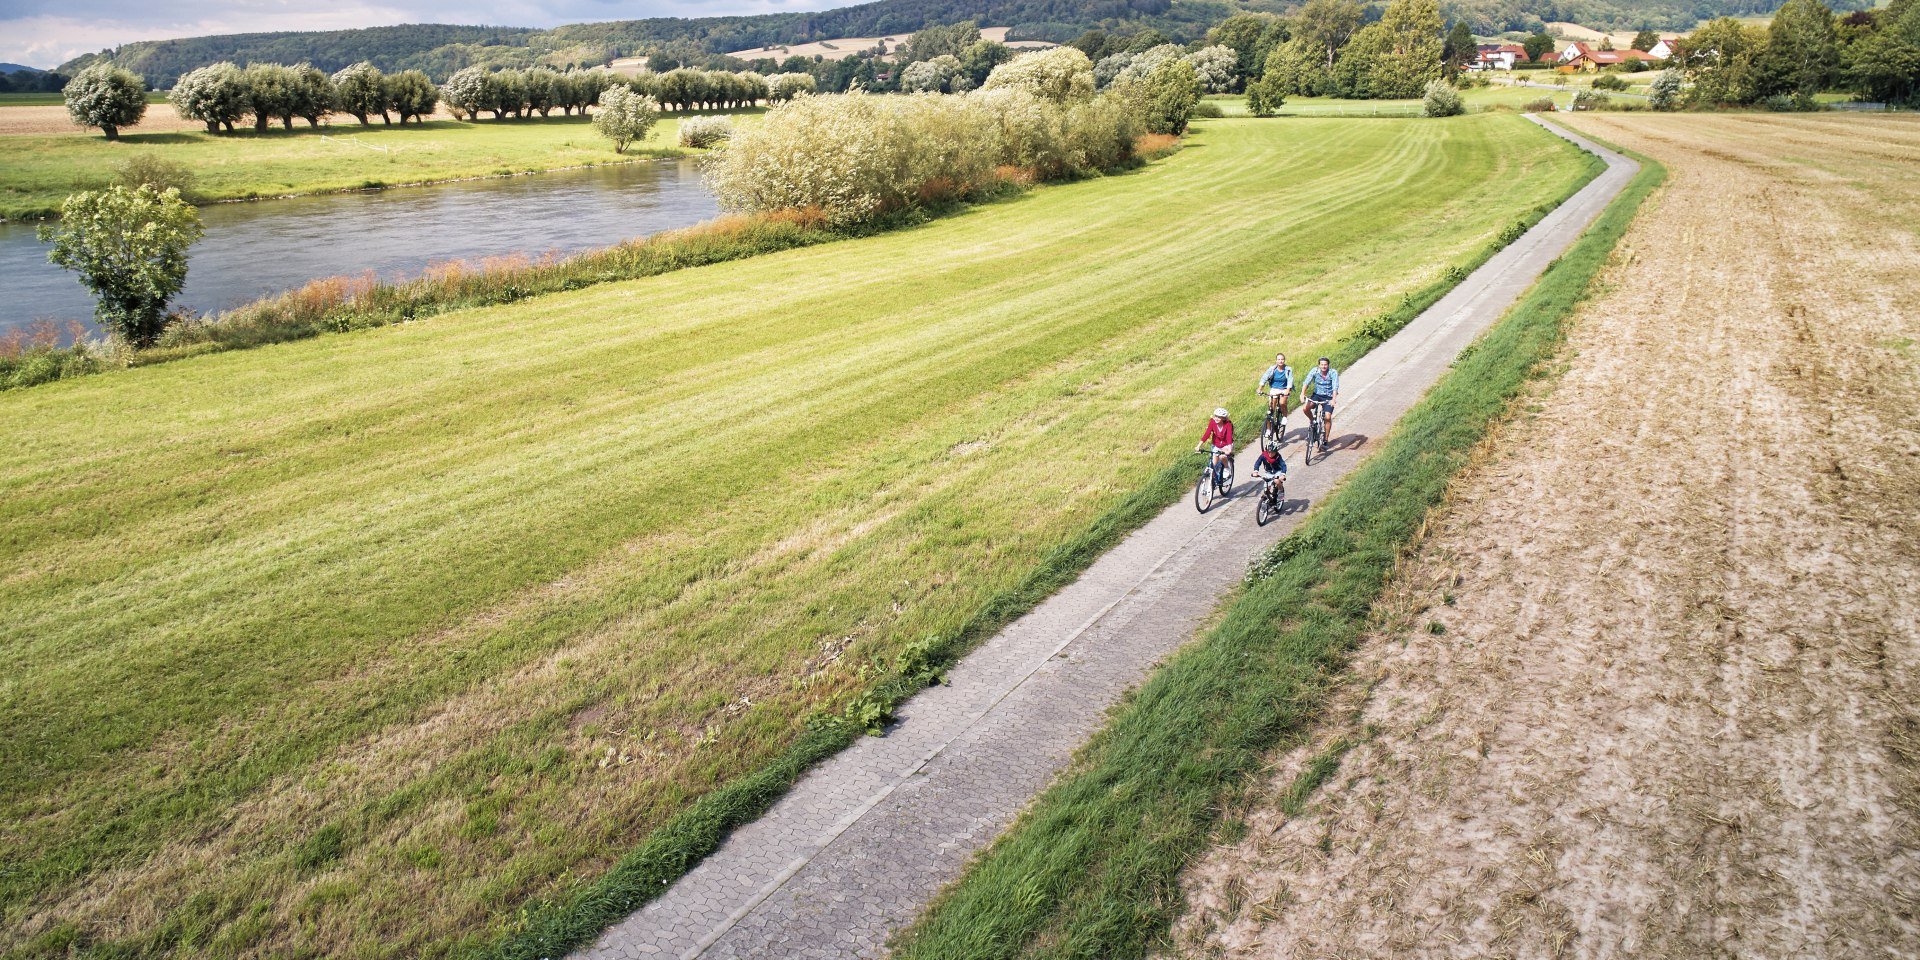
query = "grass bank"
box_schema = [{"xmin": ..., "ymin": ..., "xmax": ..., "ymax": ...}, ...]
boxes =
[
  {"xmin": 893, "ymin": 133, "xmax": 1665, "ymax": 960},
  {"xmin": 0, "ymin": 115, "xmax": 1592, "ymax": 959},
  {"xmin": 0, "ymin": 114, "xmax": 713, "ymax": 220}
]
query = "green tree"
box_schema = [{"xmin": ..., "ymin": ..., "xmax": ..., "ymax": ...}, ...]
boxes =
[
  {"xmin": 386, "ymin": 70, "xmax": 439, "ymax": 123},
  {"xmin": 1524, "ymin": 32, "xmax": 1557, "ymax": 62},
  {"xmin": 63, "ymin": 64, "xmax": 147, "ymax": 140},
  {"xmin": 171, "ymin": 62, "xmax": 247, "ymax": 133},
  {"xmin": 1125, "ymin": 29, "xmax": 1173, "ymax": 54},
  {"xmin": 1443, "ymin": 21, "xmax": 1476, "ymax": 78},
  {"xmin": 958, "ymin": 40, "xmax": 1014, "ymax": 86},
  {"xmin": 1762, "ymin": 0, "xmax": 1841, "ymax": 98},
  {"xmin": 1845, "ymin": 0, "xmax": 1920, "ymax": 104},
  {"xmin": 242, "ymin": 63, "xmax": 296, "ymax": 131},
  {"xmin": 593, "ymin": 85, "xmax": 659, "ymax": 152},
  {"xmin": 289, "ymin": 64, "xmax": 334, "ymax": 126},
  {"xmin": 1368, "ymin": 0, "xmax": 1446, "ymax": 98},
  {"xmin": 903, "ymin": 20, "xmax": 979, "ymax": 63},
  {"xmin": 1632, "ymin": 29, "xmax": 1660, "ymax": 51},
  {"xmin": 1685, "ymin": 17, "xmax": 1771, "ymax": 104},
  {"xmin": 1294, "ymin": 0, "xmax": 1367, "ymax": 73},
  {"xmin": 1245, "ymin": 50, "xmax": 1290, "ymax": 114},
  {"xmin": 1209, "ymin": 12, "xmax": 1288, "ymax": 86},
  {"xmin": 1130, "ymin": 58, "xmax": 1202, "ymax": 134},
  {"xmin": 332, "ymin": 62, "xmax": 388, "ymax": 124},
  {"xmin": 37, "ymin": 185, "xmax": 203, "ymax": 346}
]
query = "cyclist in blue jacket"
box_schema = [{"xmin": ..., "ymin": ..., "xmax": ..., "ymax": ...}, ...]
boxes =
[
  {"xmin": 1303, "ymin": 357, "xmax": 1340, "ymax": 441},
  {"xmin": 1255, "ymin": 353, "xmax": 1294, "ymax": 441}
]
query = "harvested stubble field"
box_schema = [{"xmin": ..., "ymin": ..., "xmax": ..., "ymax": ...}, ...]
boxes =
[
  {"xmin": 0, "ymin": 113, "xmax": 704, "ymax": 220},
  {"xmin": 0, "ymin": 115, "xmax": 1593, "ymax": 958},
  {"xmin": 1175, "ymin": 113, "xmax": 1920, "ymax": 959}
]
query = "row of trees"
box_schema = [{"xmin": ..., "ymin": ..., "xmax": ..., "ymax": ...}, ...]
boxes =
[
  {"xmin": 170, "ymin": 61, "xmax": 438, "ymax": 132},
  {"xmin": 440, "ymin": 66, "xmax": 612, "ymax": 119},
  {"xmin": 1682, "ymin": 0, "xmax": 1920, "ymax": 106}
]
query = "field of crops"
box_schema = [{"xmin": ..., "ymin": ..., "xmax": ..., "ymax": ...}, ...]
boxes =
[
  {"xmin": 0, "ymin": 114, "xmax": 707, "ymax": 219},
  {"xmin": 0, "ymin": 114, "xmax": 1592, "ymax": 957}
]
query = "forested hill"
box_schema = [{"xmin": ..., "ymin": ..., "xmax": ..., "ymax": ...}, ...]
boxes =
[
  {"xmin": 56, "ymin": 0, "xmax": 1844, "ymax": 87},
  {"xmin": 57, "ymin": 0, "xmax": 1210, "ymax": 87}
]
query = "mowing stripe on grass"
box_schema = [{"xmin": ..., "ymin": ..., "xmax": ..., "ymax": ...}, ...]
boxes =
[{"xmin": 891, "ymin": 129, "xmax": 1666, "ymax": 960}]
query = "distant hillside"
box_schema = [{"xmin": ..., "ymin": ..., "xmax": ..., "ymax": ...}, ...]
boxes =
[
  {"xmin": 58, "ymin": 0, "xmax": 1215, "ymax": 87},
  {"xmin": 56, "ymin": 0, "xmax": 1862, "ymax": 87},
  {"xmin": 0, "ymin": 63, "xmax": 44, "ymax": 74}
]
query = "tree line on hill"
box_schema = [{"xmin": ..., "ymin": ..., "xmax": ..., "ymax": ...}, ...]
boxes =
[
  {"xmin": 1680, "ymin": 0, "xmax": 1920, "ymax": 106},
  {"xmin": 0, "ymin": 68, "xmax": 71, "ymax": 93}
]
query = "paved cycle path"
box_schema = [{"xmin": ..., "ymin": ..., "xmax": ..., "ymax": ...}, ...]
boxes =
[{"xmin": 576, "ymin": 117, "xmax": 1635, "ymax": 960}]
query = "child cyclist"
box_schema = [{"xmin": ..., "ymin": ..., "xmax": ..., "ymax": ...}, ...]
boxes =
[
  {"xmin": 1252, "ymin": 441, "xmax": 1287, "ymax": 500},
  {"xmin": 1195, "ymin": 407, "xmax": 1235, "ymax": 494}
]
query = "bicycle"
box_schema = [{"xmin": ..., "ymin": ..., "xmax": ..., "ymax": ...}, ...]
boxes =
[
  {"xmin": 1194, "ymin": 447, "xmax": 1236, "ymax": 513},
  {"xmin": 1254, "ymin": 450, "xmax": 1286, "ymax": 525},
  {"xmin": 1303, "ymin": 398, "xmax": 1333, "ymax": 465},
  {"xmin": 1261, "ymin": 390, "xmax": 1290, "ymax": 445}
]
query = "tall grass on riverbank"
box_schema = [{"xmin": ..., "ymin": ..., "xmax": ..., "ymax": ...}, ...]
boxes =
[{"xmin": 893, "ymin": 140, "xmax": 1664, "ymax": 960}]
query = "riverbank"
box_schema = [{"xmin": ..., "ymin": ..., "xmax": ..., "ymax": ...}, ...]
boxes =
[{"xmin": 0, "ymin": 113, "xmax": 746, "ymax": 220}]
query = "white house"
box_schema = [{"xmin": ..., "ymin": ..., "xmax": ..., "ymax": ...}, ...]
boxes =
[{"xmin": 1649, "ymin": 37, "xmax": 1683, "ymax": 59}]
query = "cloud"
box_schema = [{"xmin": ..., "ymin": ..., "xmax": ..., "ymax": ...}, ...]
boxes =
[{"xmin": 0, "ymin": 0, "xmax": 850, "ymax": 70}]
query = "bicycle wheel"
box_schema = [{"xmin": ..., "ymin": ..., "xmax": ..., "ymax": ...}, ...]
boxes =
[
  {"xmin": 1304, "ymin": 422, "xmax": 1318, "ymax": 465},
  {"xmin": 1256, "ymin": 488, "xmax": 1278, "ymax": 526},
  {"xmin": 1220, "ymin": 457, "xmax": 1235, "ymax": 494},
  {"xmin": 1194, "ymin": 469, "xmax": 1216, "ymax": 513}
]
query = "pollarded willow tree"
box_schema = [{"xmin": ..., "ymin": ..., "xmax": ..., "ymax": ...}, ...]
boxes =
[
  {"xmin": 38, "ymin": 185, "xmax": 204, "ymax": 346},
  {"xmin": 332, "ymin": 62, "xmax": 389, "ymax": 124},
  {"xmin": 593, "ymin": 86, "xmax": 660, "ymax": 153},
  {"xmin": 63, "ymin": 64, "xmax": 148, "ymax": 140},
  {"xmin": 170, "ymin": 62, "xmax": 248, "ymax": 133}
]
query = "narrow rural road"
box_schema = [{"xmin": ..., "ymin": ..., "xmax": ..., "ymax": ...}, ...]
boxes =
[{"xmin": 574, "ymin": 117, "xmax": 1636, "ymax": 960}]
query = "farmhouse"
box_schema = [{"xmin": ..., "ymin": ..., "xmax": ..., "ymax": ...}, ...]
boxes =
[
  {"xmin": 1472, "ymin": 43, "xmax": 1529, "ymax": 70},
  {"xmin": 1649, "ymin": 37, "xmax": 1683, "ymax": 59},
  {"xmin": 1564, "ymin": 46, "xmax": 1662, "ymax": 70}
]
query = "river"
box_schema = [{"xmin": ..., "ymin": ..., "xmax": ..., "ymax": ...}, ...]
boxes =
[{"xmin": 0, "ymin": 159, "xmax": 720, "ymax": 338}]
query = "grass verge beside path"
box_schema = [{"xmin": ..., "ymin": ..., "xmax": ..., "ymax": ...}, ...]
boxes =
[
  {"xmin": 892, "ymin": 135, "xmax": 1665, "ymax": 960},
  {"xmin": 0, "ymin": 115, "xmax": 710, "ymax": 220}
]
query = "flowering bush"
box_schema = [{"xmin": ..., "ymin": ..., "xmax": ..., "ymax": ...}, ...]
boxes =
[
  {"xmin": 1422, "ymin": 80, "xmax": 1466, "ymax": 117},
  {"xmin": 1185, "ymin": 45, "xmax": 1240, "ymax": 93},
  {"xmin": 983, "ymin": 47, "xmax": 1096, "ymax": 103},
  {"xmin": 766, "ymin": 72, "xmax": 816, "ymax": 102},
  {"xmin": 678, "ymin": 115, "xmax": 734, "ymax": 148},
  {"xmin": 705, "ymin": 86, "xmax": 1147, "ymax": 225}
]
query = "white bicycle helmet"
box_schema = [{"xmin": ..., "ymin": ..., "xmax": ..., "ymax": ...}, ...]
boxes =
[{"xmin": 1213, "ymin": 407, "xmax": 1231, "ymax": 419}]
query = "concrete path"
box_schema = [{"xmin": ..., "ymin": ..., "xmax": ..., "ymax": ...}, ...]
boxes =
[{"xmin": 574, "ymin": 117, "xmax": 1636, "ymax": 960}]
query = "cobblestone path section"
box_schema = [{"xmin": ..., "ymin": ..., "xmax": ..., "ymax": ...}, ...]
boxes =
[{"xmin": 575, "ymin": 118, "xmax": 1635, "ymax": 960}]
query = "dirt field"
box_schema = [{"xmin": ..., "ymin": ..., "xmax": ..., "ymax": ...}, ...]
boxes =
[
  {"xmin": 1172, "ymin": 113, "xmax": 1920, "ymax": 959},
  {"xmin": 0, "ymin": 104, "xmax": 463, "ymax": 137}
]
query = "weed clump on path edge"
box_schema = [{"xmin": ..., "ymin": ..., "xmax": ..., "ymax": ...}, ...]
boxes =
[{"xmin": 890, "ymin": 136, "xmax": 1665, "ymax": 960}]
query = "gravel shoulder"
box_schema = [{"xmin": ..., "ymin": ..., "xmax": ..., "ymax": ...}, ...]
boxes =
[{"xmin": 1172, "ymin": 113, "xmax": 1920, "ymax": 960}]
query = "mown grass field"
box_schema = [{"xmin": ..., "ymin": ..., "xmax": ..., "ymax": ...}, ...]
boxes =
[
  {"xmin": 0, "ymin": 114, "xmax": 1592, "ymax": 958},
  {"xmin": 1209, "ymin": 84, "xmax": 1580, "ymax": 118},
  {"xmin": 0, "ymin": 114, "xmax": 712, "ymax": 219}
]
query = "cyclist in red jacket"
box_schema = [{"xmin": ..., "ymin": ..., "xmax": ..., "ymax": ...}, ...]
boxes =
[{"xmin": 1195, "ymin": 407, "xmax": 1235, "ymax": 493}]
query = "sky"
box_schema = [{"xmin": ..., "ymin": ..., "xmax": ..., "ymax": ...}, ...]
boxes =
[{"xmin": 0, "ymin": 0, "xmax": 845, "ymax": 69}]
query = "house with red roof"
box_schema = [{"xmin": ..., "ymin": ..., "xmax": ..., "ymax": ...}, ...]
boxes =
[
  {"xmin": 1565, "ymin": 46, "xmax": 1662, "ymax": 70},
  {"xmin": 1471, "ymin": 43, "xmax": 1530, "ymax": 70},
  {"xmin": 1649, "ymin": 37, "xmax": 1684, "ymax": 59}
]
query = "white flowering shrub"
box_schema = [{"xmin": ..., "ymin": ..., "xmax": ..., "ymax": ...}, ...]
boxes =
[
  {"xmin": 766, "ymin": 72, "xmax": 817, "ymax": 102},
  {"xmin": 1186, "ymin": 45, "xmax": 1240, "ymax": 93},
  {"xmin": 678, "ymin": 115, "xmax": 734, "ymax": 147},
  {"xmin": 1422, "ymin": 80, "xmax": 1465, "ymax": 117},
  {"xmin": 1094, "ymin": 52, "xmax": 1135, "ymax": 88},
  {"xmin": 1116, "ymin": 44, "xmax": 1184, "ymax": 84},
  {"xmin": 704, "ymin": 85, "xmax": 1146, "ymax": 225},
  {"xmin": 983, "ymin": 47, "xmax": 1096, "ymax": 103},
  {"xmin": 900, "ymin": 55, "xmax": 962, "ymax": 93}
]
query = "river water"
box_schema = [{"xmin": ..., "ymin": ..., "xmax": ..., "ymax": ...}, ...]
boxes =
[{"xmin": 0, "ymin": 159, "xmax": 720, "ymax": 338}]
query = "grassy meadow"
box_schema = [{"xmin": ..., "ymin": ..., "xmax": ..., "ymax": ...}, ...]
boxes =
[
  {"xmin": 1209, "ymin": 83, "xmax": 1584, "ymax": 117},
  {"xmin": 0, "ymin": 114, "xmax": 713, "ymax": 219},
  {"xmin": 0, "ymin": 114, "xmax": 1593, "ymax": 957}
]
